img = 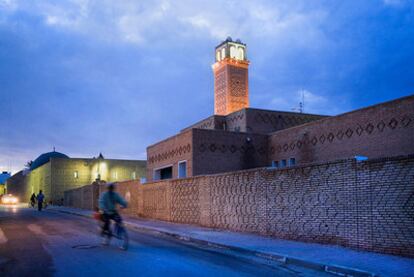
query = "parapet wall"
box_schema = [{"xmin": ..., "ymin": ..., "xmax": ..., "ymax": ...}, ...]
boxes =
[{"xmin": 64, "ymin": 155, "xmax": 414, "ymax": 257}]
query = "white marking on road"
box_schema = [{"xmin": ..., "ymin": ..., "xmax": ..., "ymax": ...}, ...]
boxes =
[
  {"xmin": 28, "ymin": 224, "xmax": 47, "ymax": 236},
  {"xmin": 0, "ymin": 227, "xmax": 8, "ymax": 244}
]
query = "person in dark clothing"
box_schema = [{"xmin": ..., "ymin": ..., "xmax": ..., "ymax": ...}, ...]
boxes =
[
  {"xmin": 98, "ymin": 183, "xmax": 127, "ymax": 247},
  {"xmin": 30, "ymin": 193, "xmax": 36, "ymax": 208},
  {"xmin": 37, "ymin": 190, "xmax": 45, "ymax": 211}
]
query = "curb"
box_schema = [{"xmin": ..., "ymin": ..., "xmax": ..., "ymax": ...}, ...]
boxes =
[{"xmin": 51, "ymin": 208, "xmax": 377, "ymax": 277}]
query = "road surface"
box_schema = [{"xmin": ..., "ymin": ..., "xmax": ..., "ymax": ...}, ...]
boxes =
[{"xmin": 0, "ymin": 204, "xmax": 330, "ymax": 276}]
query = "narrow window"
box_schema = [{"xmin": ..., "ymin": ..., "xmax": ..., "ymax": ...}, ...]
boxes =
[
  {"xmin": 131, "ymin": 171, "xmax": 136, "ymax": 180},
  {"xmin": 289, "ymin": 158, "xmax": 296, "ymax": 166},
  {"xmin": 271, "ymin": 161, "xmax": 279, "ymax": 168},
  {"xmin": 230, "ymin": 46, "xmax": 236, "ymax": 58},
  {"xmin": 178, "ymin": 161, "xmax": 187, "ymax": 178},
  {"xmin": 73, "ymin": 171, "xmax": 79, "ymax": 179},
  {"xmin": 113, "ymin": 171, "xmax": 118, "ymax": 180},
  {"xmin": 281, "ymin": 160, "xmax": 287, "ymax": 167}
]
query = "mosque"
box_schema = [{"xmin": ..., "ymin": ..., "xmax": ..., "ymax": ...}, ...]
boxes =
[
  {"xmin": 6, "ymin": 151, "xmax": 146, "ymax": 203},
  {"xmin": 146, "ymin": 37, "xmax": 414, "ymax": 182}
]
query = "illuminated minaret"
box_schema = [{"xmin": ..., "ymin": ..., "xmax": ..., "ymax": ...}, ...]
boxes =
[{"xmin": 212, "ymin": 37, "xmax": 249, "ymax": 115}]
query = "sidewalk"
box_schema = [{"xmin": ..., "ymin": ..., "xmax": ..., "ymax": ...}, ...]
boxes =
[{"xmin": 48, "ymin": 206, "xmax": 414, "ymax": 277}]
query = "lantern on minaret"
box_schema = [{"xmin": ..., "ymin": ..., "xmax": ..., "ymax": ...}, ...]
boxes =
[{"xmin": 212, "ymin": 37, "xmax": 249, "ymax": 115}]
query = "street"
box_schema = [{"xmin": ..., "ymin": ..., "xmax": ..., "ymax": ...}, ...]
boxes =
[{"xmin": 0, "ymin": 205, "xmax": 331, "ymax": 277}]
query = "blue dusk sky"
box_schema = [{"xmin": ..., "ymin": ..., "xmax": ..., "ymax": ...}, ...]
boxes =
[{"xmin": 1, "ymin": 0, "xmax": 413, "ymax": 174}]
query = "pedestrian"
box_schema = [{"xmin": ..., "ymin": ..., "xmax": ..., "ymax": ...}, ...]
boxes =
[
  {"xmin": 30, "ymin": 193, "xmax": 36, "ymax": 208},
  {"xmin": 37, "ymin": 190, "xmax": 45, "ymax": 211}
]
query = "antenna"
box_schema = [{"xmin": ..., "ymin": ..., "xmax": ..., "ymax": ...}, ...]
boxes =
[
  {"xmin": 291, "ymin": 89, "xmax": 306, "ymax": 113},
  {"xmin": 300, "ymin": 90, "xmax": 305, "ymax": 113}
]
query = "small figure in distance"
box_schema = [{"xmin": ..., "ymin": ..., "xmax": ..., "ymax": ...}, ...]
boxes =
[
  {"xmin": 30, "ymin": 193, "xmax": 36, "ymax": 208},
  {"xmin": 36, "ymin": 190, "xmax": 45, "ymax": 211}
]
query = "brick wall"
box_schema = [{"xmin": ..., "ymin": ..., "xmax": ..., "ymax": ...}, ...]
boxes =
[
  {"xmin": 245, "ymin": 108, "xmax": 327, "ymax": 134},
  {"xmin": 64, "ymin": 155, "xmax": 414, "ymax": 257},
  {"xmin": 146, "ymin": 130, "xmax": 193, "ymax": 182},
  {"xmin": 192, "ymin": 128, "xmax": 269, "ymax": 176},
  {"xmin": 268, "ymin": 95, "xmax": 414, "ymax": 166}
]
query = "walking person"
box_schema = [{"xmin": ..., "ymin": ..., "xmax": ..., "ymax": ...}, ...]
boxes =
[
  {"xmin": 37, "ymin": 190, "xmax": 45, "ymax": 211},
  {"xmin": 30, "ymin": 193, "xmax": 36, "ymax": 208}
]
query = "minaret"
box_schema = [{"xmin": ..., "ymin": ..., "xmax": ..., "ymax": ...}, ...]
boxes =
[{"xmin": 212, "ymin": 37, "xmax": 249, "ymax": 115}]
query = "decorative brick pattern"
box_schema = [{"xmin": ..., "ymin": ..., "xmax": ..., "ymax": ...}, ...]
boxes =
[
  {"xmin": 148, "ymin": 144, "xmax": 191, "ymax": 164},
  {"xmin": 65, "ymin": 155, "xmax": 414, "ymax": 258}
]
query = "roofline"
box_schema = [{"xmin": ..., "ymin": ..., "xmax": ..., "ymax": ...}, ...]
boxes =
[
  {"xmin": 147, "ymin": 128, "xmax": 193, "ymax": 150},
  {"xmin": 215, "ymin": 40, "xmax": 246, "ymax": 49},
  {"xmin": 49, "ymin": 157, "xmax": 146, "ymax": 163},
  {"xmin": 268, "ymin": 93, "xmax": 414, "ymax": 136}
]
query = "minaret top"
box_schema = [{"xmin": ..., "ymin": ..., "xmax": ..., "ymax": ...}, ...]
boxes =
[{"xmin": 215, "ymin": 37, "xmax": 248, "ymax": 63}]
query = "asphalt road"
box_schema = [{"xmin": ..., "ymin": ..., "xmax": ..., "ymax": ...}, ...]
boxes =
[{"xmin": 0, "ymin": 205, "xmax": 331, "ymax": 277}]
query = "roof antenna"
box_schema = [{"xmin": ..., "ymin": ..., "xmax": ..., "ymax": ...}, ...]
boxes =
[{"xmin": 292, "ymin": 89, "xmax": 305, "ymax": 113}]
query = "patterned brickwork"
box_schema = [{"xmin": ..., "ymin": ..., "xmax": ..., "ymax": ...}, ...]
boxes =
[
  {"xmin": 147, "ymin": 144, "xmax": 191, "ymax": 165},
  {"xmin": 214, "ymin": 61, "xmax": 249, "ymax": 115},
  {"xmin": 171, "ymin": 179, "xmax": 201, "ymax": 224},
  {"xmin": 209, "ymin": 171, "xmax": 267, "ymax": 233},
  {"xmin": 146, "ymin": 130, "xmax": 193, "ymax": 182},
  {"xmin": 269, "ymin": 96, "xmax": 414, "ymax": 165},
  {"xmin": 65, "ymin": 155, "xmax": 414, "ymax": 258},
  {"xmin": 264, "ymin": 161, "xmax": 357, "ymax": 247}
]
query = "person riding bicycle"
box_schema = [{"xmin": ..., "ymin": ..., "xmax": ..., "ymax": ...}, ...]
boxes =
[{"xmin": 98, "ymin": 183, "xmax": 127, "ymax": 247}]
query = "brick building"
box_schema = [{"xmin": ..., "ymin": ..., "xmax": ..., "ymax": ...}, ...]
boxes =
[
  {"xmin": 146, "ymin": 38, "xmax": 414, "ymax": 182},
  {"xmin": 7, "ymin": 151, "xmax": 146, "ymax": 203}
]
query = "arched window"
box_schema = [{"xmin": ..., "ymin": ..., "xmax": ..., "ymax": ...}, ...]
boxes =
[
  {"xmin": 238, "ymin": 47, "xmax": 244, "ymax": 60},
  {"xmin": 230, "ymin": 46, "xmax": 236, "ymax": 59}
]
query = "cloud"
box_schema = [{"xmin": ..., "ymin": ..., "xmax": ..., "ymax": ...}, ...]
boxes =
[
  {"xmin": 0, "ymin": 0, "xmax": 413, "ymax": 173},
  {"xmin": 383, "ymin": 0, "xmax": 404, "ymax": 6},
  {"xmin": 1, "ymin": 0, "xmax": 328, "ymax": 48}
]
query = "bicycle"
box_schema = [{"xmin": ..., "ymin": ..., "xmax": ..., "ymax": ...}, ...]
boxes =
[{"xmin": 94, "ymin": 210, "xmax": 129, "ymax": 250}]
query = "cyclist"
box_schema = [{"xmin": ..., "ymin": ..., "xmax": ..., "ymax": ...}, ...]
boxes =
[{"xmin": 98, "ymin": 183, "xmax": 127, "ymax": 248}]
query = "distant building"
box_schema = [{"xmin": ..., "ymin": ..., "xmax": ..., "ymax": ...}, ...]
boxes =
[
  {"xmin": 146, "ymin": 38, "xmax": 414, "ymax": 182},
  {"xmin": 0, "ymin": 171, "xmax": 11, "ymax": 195},
  {"xmin": 7, "ymin": 151, "xmax": 146, "ymax": 203}
]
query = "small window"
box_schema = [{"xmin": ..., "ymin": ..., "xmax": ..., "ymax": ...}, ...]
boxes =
[
  {"xmin": 154, "ymin": 166, "xmax": 173, "ymax": 181},
  {"xmin": 281, "ymin": 160, "xmax": 287, "ymax": 167},
  {"xmin": 131, "ymin": 171, "xmax": 136, "ymax": 180},
  {"xmin": 178, "ymin": 161, "xmax": 187, "ymax": 178},
  {"xmin": 289, "ymin": 158, "xmax": 296, "ymax": 166},
  {"xmin": 271, "ymin": 161, "xmax": 279, "ymax": 168},
  {"xmin": 140, "ymin": 177, "xmax": 147, "ymax": 184},
  {"xmin": 221, "ymin": 48, "xmax": 225, "ymax": 59},
  {"xmin": 73, "ymin": 171, "xmax": 79, "ymax": 179},
  {"xmin": 113, "ymin": 171, "xmax": 118, "ymax": 180}
]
